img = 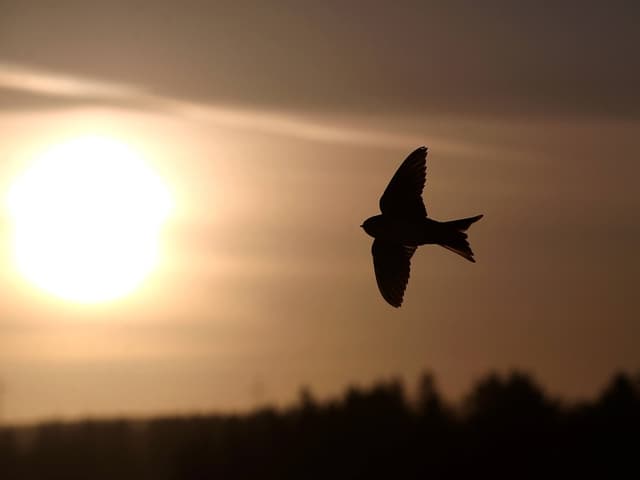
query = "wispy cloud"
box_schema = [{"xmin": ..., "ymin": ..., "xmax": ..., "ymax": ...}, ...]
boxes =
[
  {"xmin": 0, "ymin": 62, "xmax": 478, "ymax": 153},
  {"xmin": 0, "ymin": 62, "xmax": 142, "ymax": 99}
]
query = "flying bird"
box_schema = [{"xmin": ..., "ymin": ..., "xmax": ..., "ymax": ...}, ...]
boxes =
[{"xmin": 361, "ymin": 146, "xmax": 483, "ymax": 307}]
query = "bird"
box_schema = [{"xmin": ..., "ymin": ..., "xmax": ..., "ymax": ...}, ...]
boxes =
[{"xmin": 361, "ymin": 146, "xmax": 483, "ymax": 307}]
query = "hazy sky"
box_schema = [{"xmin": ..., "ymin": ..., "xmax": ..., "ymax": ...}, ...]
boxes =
[{"xmin": 0, "ymin": 1, "xmax": 639, "ymax": 423}]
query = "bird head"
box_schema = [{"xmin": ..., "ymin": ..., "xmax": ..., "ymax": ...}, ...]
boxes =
[{"xmin": 361, "ymin": 215, "xmax": 382, "ymax": 238}]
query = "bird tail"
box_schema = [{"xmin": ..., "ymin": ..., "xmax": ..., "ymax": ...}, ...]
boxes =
[{"xmin": 438, "ymin": 215, "xmax": 483, "ymax": 262}]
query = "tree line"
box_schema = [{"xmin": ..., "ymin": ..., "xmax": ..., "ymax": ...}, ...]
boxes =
[{"xmin": 1, "ymin": 370, "xmax": 638, "ymax": 479}]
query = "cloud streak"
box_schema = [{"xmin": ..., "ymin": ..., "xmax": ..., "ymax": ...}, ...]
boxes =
[
  {"xmin": 2, "ymin": 2, "xmax": 638, "ymax": 120},
  {"xmin": 0, "ymin": 62, "xmax": 475, "ymax": 153},
  {"xmin": 0, "ymin": 62, "xmax": 142, "ymax": 99}
]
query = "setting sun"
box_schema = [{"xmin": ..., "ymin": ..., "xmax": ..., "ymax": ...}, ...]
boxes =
[{"xmin": 5, "ymin": 135, "xmax": 173, "ymax": 303}]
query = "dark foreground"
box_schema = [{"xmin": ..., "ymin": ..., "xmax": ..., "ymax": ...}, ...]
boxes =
[{"xmin": 1, "ymin": 370, "xmax": 639, "ymax": 479}]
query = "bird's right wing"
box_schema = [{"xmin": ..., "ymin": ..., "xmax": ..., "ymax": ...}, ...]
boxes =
[
  {"xmin": 372, "ymin": 239, "xmax": 417, "ymax": 307},
  {"xmin": 379, "ymin": 146, "xmax": 427, "ymax": 218}
]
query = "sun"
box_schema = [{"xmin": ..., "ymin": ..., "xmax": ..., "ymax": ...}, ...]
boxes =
[{"xmin": 6, "ymin": 135, "xmax": 173, "ymax": 303}]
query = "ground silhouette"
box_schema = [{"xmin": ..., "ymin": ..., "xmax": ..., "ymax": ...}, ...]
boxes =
[{"xmin": 1, "ymin": 370, "xmax": 638, "ymax": 479}]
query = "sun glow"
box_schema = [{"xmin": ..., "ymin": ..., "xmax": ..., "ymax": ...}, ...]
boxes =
[{"xmin": 6, "ymin": 135, "xmax": 173, "ymax": 303}]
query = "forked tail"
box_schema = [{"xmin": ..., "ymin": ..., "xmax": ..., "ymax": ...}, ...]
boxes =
[{"xmin": 438, "ymin": 214, "xmax": 483, "ymax": 262}]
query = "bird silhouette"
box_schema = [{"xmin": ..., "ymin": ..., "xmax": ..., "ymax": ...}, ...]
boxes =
[{"xmin": 361, "ymin": 146, "xmax": 483, "ymax": 307}]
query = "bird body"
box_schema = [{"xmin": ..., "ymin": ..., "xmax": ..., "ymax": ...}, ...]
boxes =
[
  {"xmin": 363, "ymin": 214, "xmax": 457, "ymax": 247},
  {"xmin": 361, "ymin": 146, "xmax": 482, "ymax": 307}
]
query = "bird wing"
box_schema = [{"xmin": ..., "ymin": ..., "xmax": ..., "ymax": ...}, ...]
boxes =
[
  {"xmin": 379, "ymin": 146, "xmax": 427, "ymax": 218},
  {"xmin": 372, "ymin": 240, "xmax": 417, "ymax": 307}
]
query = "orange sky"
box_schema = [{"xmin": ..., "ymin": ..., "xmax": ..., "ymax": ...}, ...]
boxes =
[{"xmin": 0, "ymin": 1, "xmax": 639, "ymax": 423}]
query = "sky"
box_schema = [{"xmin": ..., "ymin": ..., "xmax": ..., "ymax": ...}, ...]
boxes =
[{"xmin": 0, "ymin": 0, "xmax": 639, "ymax": 423}]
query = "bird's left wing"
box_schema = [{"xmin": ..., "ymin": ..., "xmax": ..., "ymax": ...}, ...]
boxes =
[
  {"xmin": 371, "ymin": 239, "xmax": 417, "ymax": 307},
  {"xmin": 379, "ymin": 146, "xmax": 427, "ymax": 218}
]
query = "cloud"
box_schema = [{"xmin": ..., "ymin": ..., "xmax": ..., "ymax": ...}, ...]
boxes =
[
  {"xmin": 0, "ymin": 62, "xmax": 462, "ymax": 151},
  {"xmin": 0, "ymin": 62, "xmax": 157, "ymax": 111},
  {"xmin": 1, "ymin": 1, "xmax": 638, "ymax": 119},
  {"xmin": 0, "ymin": 62, "xmax": 142, "ymax": 99}
]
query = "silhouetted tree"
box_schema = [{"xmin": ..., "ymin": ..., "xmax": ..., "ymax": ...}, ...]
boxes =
[{"xmin": 1, "ymin": 369, "xmax": 639, "ymax": 479}]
